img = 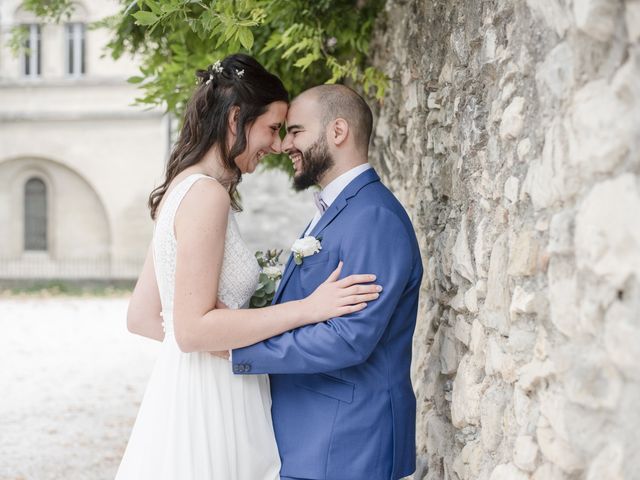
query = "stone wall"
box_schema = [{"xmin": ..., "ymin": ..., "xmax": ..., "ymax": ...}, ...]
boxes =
[{"xmin": 370, "ymin": 1, "xmax": 640, "ymax": 478}]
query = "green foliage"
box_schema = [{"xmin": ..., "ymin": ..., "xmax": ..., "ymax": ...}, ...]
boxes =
[
  {"xmin": 20, "ymin": 0, "xmax": 387, "ymax": 173},
  {"xmin": 21, "ymin": 0, "xmax": 75, "ymax": 22},
  {"xmin": 250, "ymin": 249, "xmax": 284, "ymax": 308},
  {"xmin": 7, "ymin": 24, "xmax": 29, "ymax": 55}
]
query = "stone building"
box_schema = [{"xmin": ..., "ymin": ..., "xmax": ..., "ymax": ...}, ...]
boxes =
[
  {"xmin": 0, "ymin": 0, "xmax": 314, "ymax": 282},
  {"xmin": 0, "ymin": 0, "xmax": 167, "ymax": 280},
  {"xmin": 370, "ymin": 1, "xmax": 640, "ymax": 479}
]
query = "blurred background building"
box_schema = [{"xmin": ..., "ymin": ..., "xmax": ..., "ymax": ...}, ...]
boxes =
[
  {"xmin": 0, "ymin": 0, "xmax": 314, "ymax": 283},
  {"xmin": 0, "ymin": 0, "xmax": 167, "ymax": 281}
]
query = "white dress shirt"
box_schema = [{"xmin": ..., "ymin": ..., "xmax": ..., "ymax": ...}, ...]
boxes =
[{"xmin": 304, "ymin": 163, "xmax": 372, "ymax": 236}]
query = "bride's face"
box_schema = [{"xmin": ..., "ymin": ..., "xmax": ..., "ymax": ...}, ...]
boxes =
[{"xmin": 234, "ymin": 101, "xmax": 288, "ymax": 174}]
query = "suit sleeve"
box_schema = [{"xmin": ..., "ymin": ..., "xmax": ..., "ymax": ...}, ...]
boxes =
[{"xmin": 232, "ymin": 207, "xmax": 416, "ymax": 374}]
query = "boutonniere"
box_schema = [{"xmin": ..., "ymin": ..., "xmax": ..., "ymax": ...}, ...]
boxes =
[{"xmin": 291, "ymin": 235, "xmax": 322, "ymax": 265}]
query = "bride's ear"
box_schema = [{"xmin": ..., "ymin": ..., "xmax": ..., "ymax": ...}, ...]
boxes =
[{"xmin": 227, "ymin": 106, "xmax": 240, "ymax": 136}]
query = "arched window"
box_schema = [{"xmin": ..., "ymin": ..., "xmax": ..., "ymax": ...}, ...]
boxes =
[{"xmin": 24, "ymin": 177, "xmax": 47, "ymax": 251}]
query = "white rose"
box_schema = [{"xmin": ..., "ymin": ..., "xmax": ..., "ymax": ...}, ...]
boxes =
[
  {"xmin": 263, "ymin": 266, "xmax": 282, "ymax": 278},
  {"xmin": 291, "ymin": 236, "xmax": 322, "ymax": 258}
]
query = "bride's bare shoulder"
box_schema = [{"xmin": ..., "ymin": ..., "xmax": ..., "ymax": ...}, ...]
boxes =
[{"xmin": 175, "ymin": 176, "xmax": 231, "ymax": 228}]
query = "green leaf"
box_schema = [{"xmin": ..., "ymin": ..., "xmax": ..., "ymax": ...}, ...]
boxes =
[
  {"xmin": 252, "ymin": 296, "xmax": 267, "ymax": 308},
  {"xmin": 294, "ymin": 52, "xmax": 319, "ymax": 71},
  {"xmin": 132, "ymin": 11, "xmax": 159, "ymax": 26},
  {"xmin": 265, "ymin": 280, "xmax": 276, "ymax": 295},
  {"xmin": 238, "ymin": 27, "xmax": 254, "ymax": 50},
  {"xmin": 127, "ymin": 75, "xmax": 145, "ymax": 84}
]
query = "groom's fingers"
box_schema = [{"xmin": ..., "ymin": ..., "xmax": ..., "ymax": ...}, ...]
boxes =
[{"xmin": 324, "ymin": 261, "xmax": 344, "ymax": 283}]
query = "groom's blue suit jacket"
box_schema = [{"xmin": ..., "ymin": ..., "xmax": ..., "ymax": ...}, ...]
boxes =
[{"xmin": 233, "ymin": 169, "xmax": 423, "ymax": 480}]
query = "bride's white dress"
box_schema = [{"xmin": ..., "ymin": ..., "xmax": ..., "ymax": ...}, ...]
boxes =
[{"xmin": 115, "ymin": 174, "xmax": 281, "ymax": 480}]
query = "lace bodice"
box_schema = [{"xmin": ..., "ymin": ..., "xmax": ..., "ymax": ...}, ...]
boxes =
[{"xmin": 153, "ymin": 174, "xmax": 260, "ymax": 333}]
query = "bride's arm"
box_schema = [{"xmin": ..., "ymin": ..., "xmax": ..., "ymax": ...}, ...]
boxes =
[
  {"xmin": 172, "ymin": 179, "xmax": 379, "ymax": 353},
  {"xmin": 127, "ymin": 244, "xmax": 164, "ymax": 341}
]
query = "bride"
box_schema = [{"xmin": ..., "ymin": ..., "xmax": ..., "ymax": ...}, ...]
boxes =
[{"xmin": 115, "ymin": 54, "xmax": 381, "ymax": 479}]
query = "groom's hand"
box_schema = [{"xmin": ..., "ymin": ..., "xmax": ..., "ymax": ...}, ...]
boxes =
[{"xmin": 209, "ymin": 298, "xmax": 230, "ymax": 359}]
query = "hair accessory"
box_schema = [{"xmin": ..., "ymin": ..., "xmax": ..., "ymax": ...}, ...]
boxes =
[
  {"xmin": 212, "ymin": 60, "xmax": 224, "ymax": 74},
  {"xmin": 235, "ymin": 68, "xmax": 245, "ymax": 79},
  {"xmin": 205, "ymin": 73, "xmax": 214, "ymax": 85}
]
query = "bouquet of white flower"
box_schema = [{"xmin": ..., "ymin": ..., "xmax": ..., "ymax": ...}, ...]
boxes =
[{"xmin": 250, "ymin": 249, "xmax": 284, "ymax": 308}]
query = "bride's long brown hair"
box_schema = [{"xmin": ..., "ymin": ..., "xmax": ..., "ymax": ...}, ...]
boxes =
[{"xmin": 148, "ymin": 54, "xmax": 289, "ymax": 219}]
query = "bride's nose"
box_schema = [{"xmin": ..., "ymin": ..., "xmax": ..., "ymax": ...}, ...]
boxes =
[{"xmin": 270, "ymin": 136, "xmax": 282, "ymax": 153}]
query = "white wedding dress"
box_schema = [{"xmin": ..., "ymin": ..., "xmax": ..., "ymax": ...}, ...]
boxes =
[{"xmin": 115, "ymin": 174, "xmax": 281, "ymax": 480}]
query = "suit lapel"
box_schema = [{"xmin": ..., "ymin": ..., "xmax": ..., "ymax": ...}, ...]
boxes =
[
  {"xmin": 272, "ymin": 168, "xmax": 380, "ymax": 305},
  {"xmin": 272, "ymin": 221, "xmax": 310, "ymax": 304},
  {"xmin": 309, "ymin": 168, "xmax": 380, "ymax": 238}
]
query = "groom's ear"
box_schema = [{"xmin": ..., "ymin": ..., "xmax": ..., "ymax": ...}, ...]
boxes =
[
  {"xmin": 227, "ymin": 106, "xmax": 240, "ymax": 136},
  {"xmin": 330, "ymin": 118, "xmax": 349, "ymax": 146}
]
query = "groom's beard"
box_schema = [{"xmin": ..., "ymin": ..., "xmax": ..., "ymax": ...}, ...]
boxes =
[{"xmin": 292, "ymin": 136, "xmax": 334, "ymax": 191}]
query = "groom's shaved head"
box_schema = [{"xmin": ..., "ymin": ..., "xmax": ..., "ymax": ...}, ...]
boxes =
[{"xmin": 295, "ymin": 85, "xmax": 373, "ymax": 152}]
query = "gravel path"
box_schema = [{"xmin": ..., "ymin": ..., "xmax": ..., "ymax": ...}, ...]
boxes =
[{"xmin": 0, "ymin": 297, "xmax": 159, "ymax": 480}]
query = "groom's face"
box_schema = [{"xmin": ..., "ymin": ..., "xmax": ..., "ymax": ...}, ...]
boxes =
[{"xmin": 283, "ymin": 97, "xmax": 334, "ymax": 191}]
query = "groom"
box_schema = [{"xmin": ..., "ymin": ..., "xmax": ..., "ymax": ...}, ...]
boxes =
[{"xmin": 232, "ymin": 85, "xmax": 423, "ymax": 480}]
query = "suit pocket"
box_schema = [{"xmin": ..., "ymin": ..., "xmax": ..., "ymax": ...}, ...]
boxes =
[
  {"xmin": 294, "ymin": 373, "xmax": 355, "ymax": 403},
  {"xmin": 300, "ymin": 249, "xmax": 333, "ymax": 267},
  {"xmin": 299, "ymin": 251, "xmax": 336, "ymax": 296}
]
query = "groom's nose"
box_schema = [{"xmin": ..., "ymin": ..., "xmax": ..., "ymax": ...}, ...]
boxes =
[{"xmin": 281, "ymin": 133, "xmax": 293, "ymax": 153}]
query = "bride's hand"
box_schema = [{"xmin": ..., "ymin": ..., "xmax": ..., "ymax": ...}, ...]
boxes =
[{"xmin": 302, "ymin": 261, "xmax": 382, "ymax": 324}]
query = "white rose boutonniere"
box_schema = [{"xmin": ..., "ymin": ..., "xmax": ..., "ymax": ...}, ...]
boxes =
[{"xmin": 291, "ymin": 235, "xmax": 322, "ymax": 265}]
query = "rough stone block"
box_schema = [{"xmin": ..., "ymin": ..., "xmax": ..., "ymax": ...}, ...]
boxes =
[
  {"xmin": 626, "ymin": 1, "xmax": 640, "ymax": 42},
  {"xmin": 536, "ymin": 42, "xmax": 574, "ymax": 100},
  {"xmin": 500, "ymin": 97, "xmax": 525, "ymax": 141},
  {"xmin": 454, "ymin": 315, "xmax": 471, "ymax": 346},
  {"xmin": 536, "ymin": 418, "xmax": 585, "ymax": 473},
  {"xmin": 564, "ymin": 352, "xmax": 622, "ymax": 410},
  {"xmin": 548, "ymin": 210, "xmax": 574, "ymax": 255},
  {"xmin": 604, "ymin": 298, "xmax": 640, "ymax": 380},
  {"xmin": 504, "ymin": 176, "xmax": 519, "ymax": 204},
  {"xmin": 508, "ymin": 231, "xmax": 540, "ymax": 276},
  {"xmin": 481, "ymin": 233, "xmax": 510, "ymax": 335},
  {"xmin": 575, "ymin": 174, "xmax": 640, "ymax": 289},
  {"xmin": 574, "ymin": 0, "xmax": 620, "ymax": 41},
  {"xmin": 464, "ymin": 286, "xmax": 479, "ymax": 313},
  {"xmin": 525, "ymin": 0, "xmax": 571, "ymax": 37},
  {"xmin": 514, "ymin": 435, "xmax": 539, "ymax": 471},
  {"xmin": 480, "ymin": 383, "xmax": 511, "ymax": 451},
  {"xmin": 586, "ymin": 443, "xmax": 624, "ymax": 480},
  {"xmin": 533, "ymin": 463, "xmax": 568, "ymax": 480},
  {"xmin": 453, "ymin": 215, "xmax": 476, "ymax": 283},
  {"xmin": 510, "ymin": 285, "xmax": 539, "ymax": 315},
  {"xmin": 489, "ymin": 463, "xmax": 529, "ymax": 480},
  {"xmin": 517, "ymin": 359, "xmax": 555, "ymax": 392},
  {"xmin": 452, "ymin": 354, "xmax": 484, "ymax": 428}
]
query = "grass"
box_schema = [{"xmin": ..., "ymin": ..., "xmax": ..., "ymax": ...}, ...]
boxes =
[{"xmin": 0, "ymin": 280, "xmax": 134, "ymax": 298}]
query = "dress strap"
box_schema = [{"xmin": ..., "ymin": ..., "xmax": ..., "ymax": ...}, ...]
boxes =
[{"xmin": 157, "ymin": 174, "xmax": 218, "ymax": 227}]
